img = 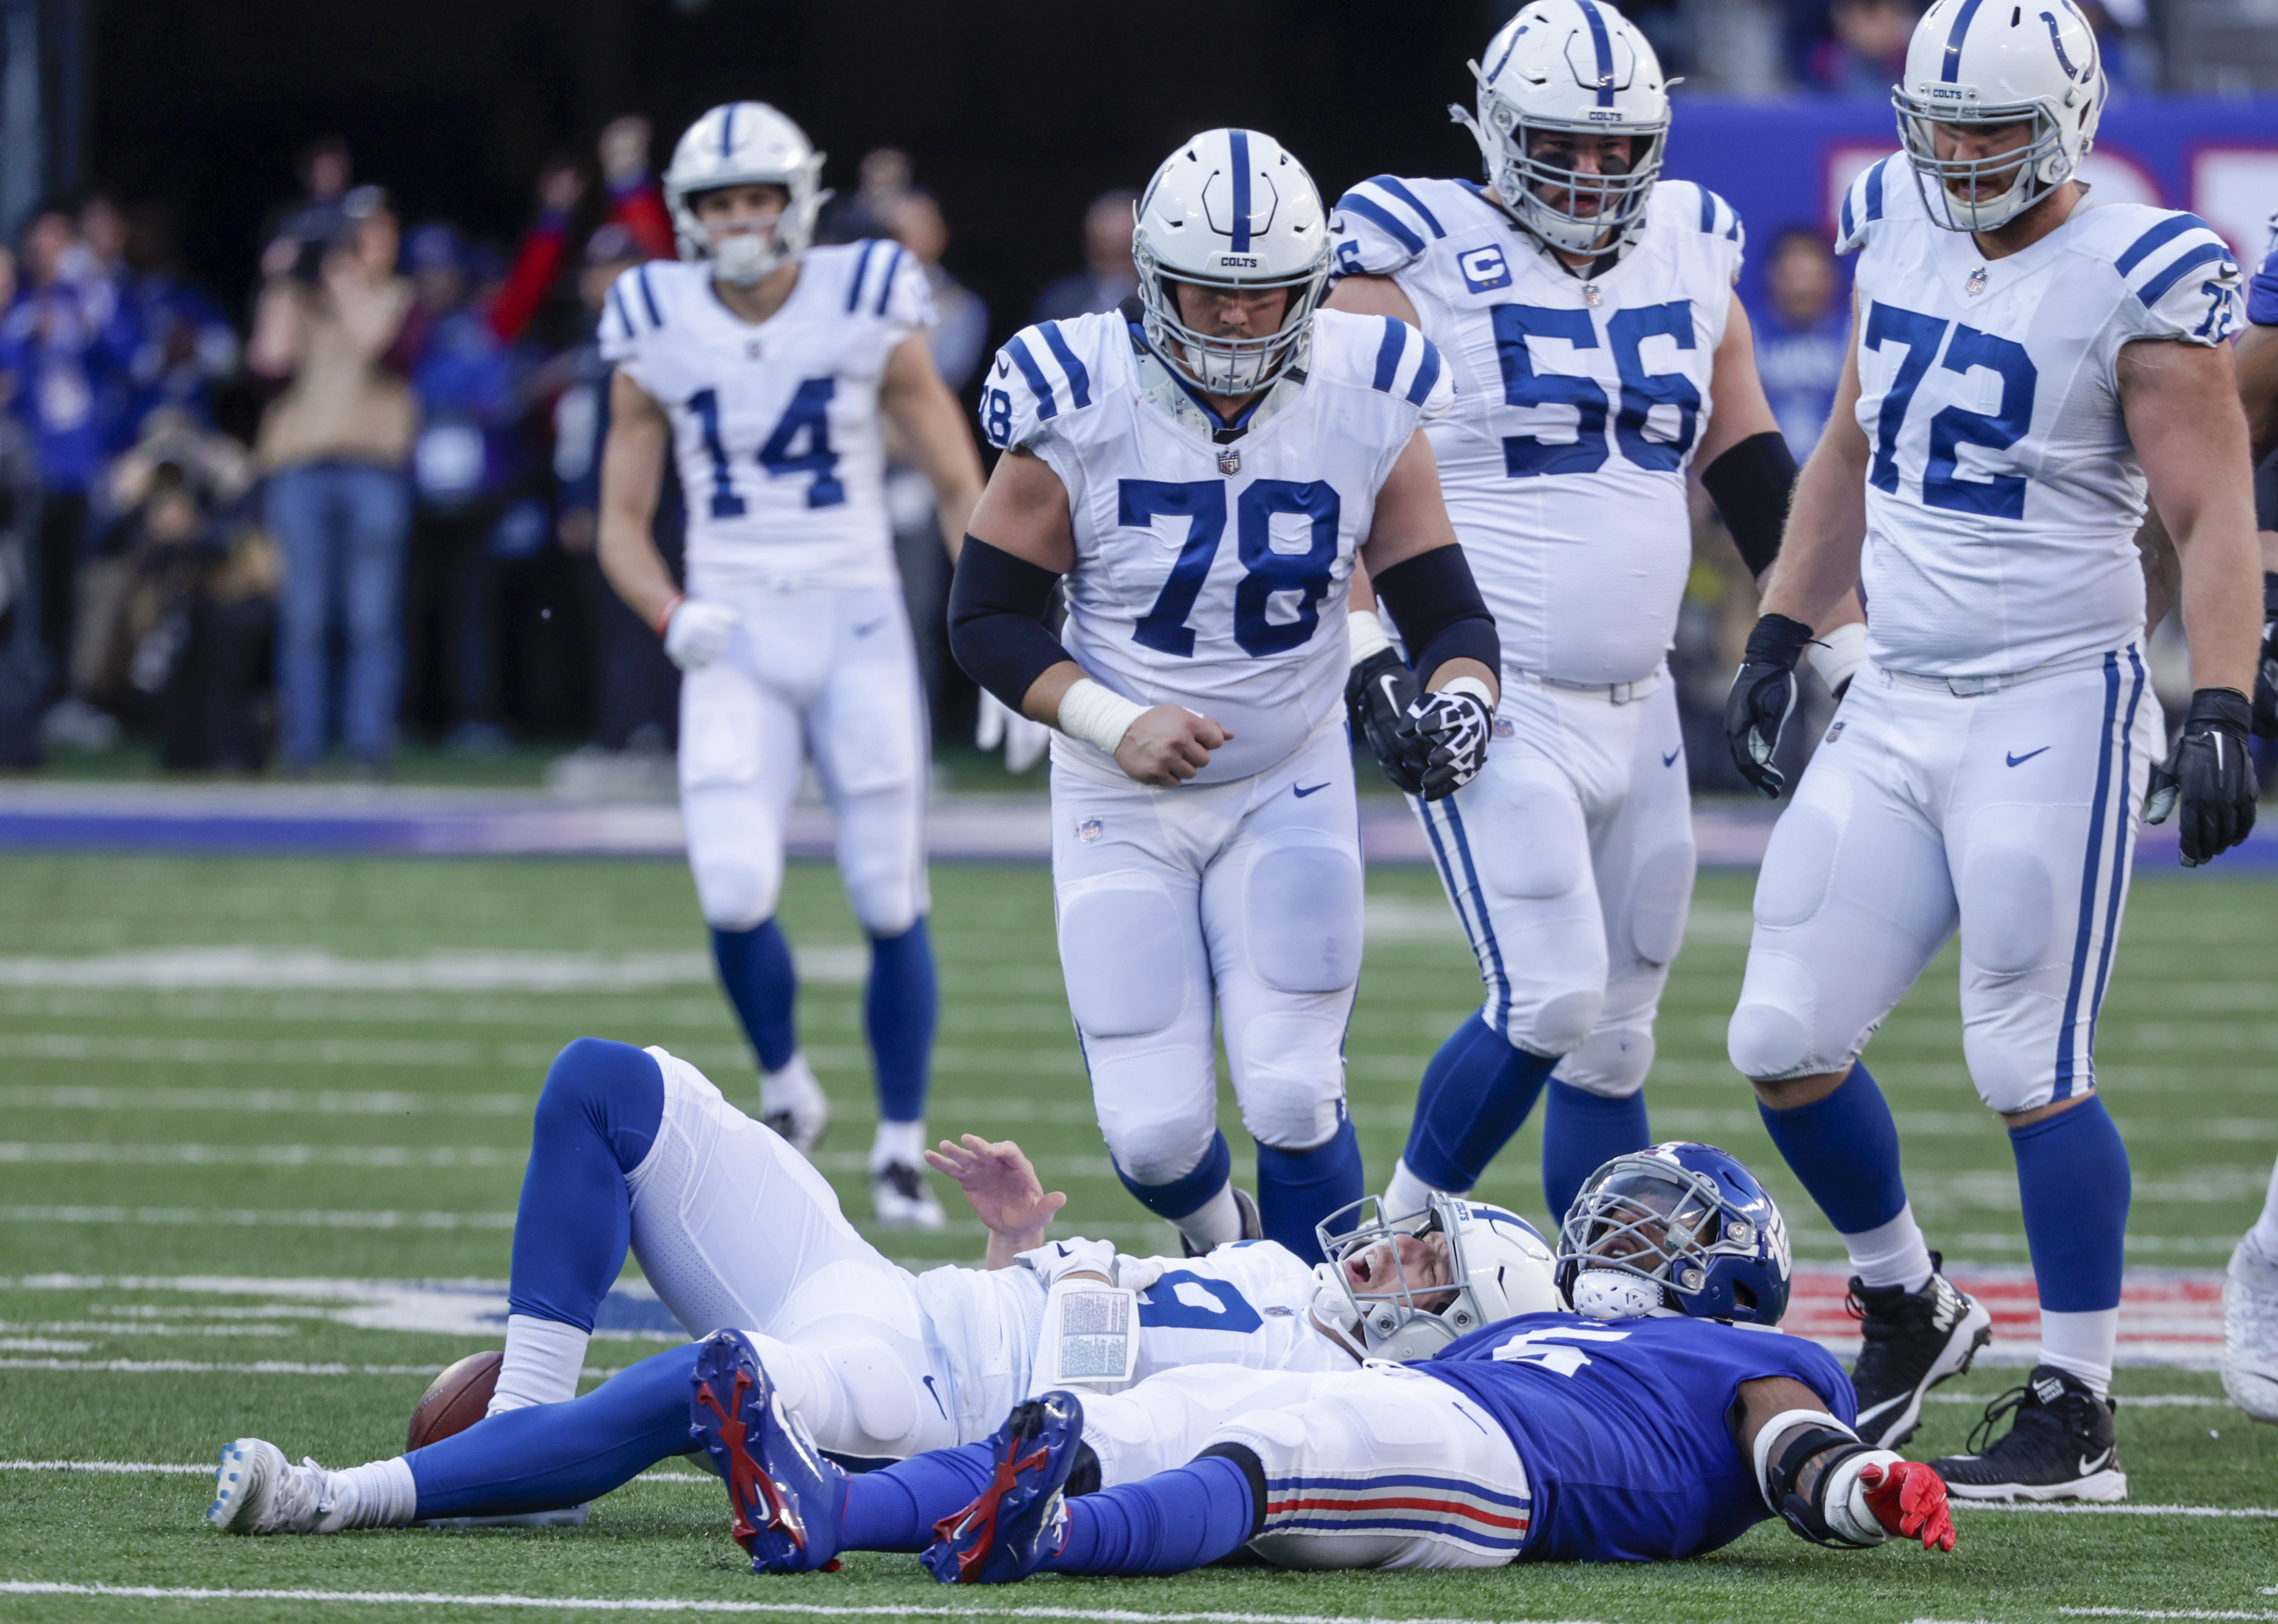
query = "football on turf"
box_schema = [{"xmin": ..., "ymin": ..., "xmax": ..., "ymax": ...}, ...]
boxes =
[{"xmin": 407, "ymin": 1349, "xmax": 503, "ymax": 1451}]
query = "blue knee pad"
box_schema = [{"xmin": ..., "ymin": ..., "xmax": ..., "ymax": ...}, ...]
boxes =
[
  {"xmin": 1256, "ymin": 1116, "xmax": 1364, "ymax": 1265},
  {"xmin": 713, "ymin": 919, "xmax": 798, "ymax": 1074},
  {"xmin": 867, "ymin": 918, "xmax": 937, "ymax": 1122},
  {"xmin": 507, "ymin": 1039, "xmax": 665, "ymax": 1331}
]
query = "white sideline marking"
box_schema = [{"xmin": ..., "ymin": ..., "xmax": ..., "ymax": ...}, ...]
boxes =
[
  {"xmin": 0, "ymin": 1586, "xmax": 1615, "ymax": 1624},
  {"xmin": 0, "ymin": 1460, "xmax": 212, "ymax": 1474},
  {"xmin": 0, "ymin": 1142, "xmax": 522, "ymax": 1168},
  {"xmin": 1, "ymin": 1206, "xmax": 515, "ymax": 1231},
  {"xmin": 0, "ymin": 1084, "xmax": 531, "ymax": 1114},
  {"xmin": 1953, "ymin": 1501, "xmax": 2278, "ymax": 1517},
  {"xmin": 0, "ymin": 945, "xmax": 864, "ymax": 991},
  {"xmin": 2062, "ymin": 1612, "xmax": 2278, "ymax": 1621},
  {"xmin": 1924, "ymin": 1391, "xmax": 2231, "ymax": 1408}
]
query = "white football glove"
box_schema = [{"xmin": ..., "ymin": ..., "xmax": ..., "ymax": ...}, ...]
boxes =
[
  {"xmin": 661, "ymin": 598, "xmax": 741, "ymax": 671},
  {"xmin": 1015, "ymin": 1236, "xmax": 1121, "ymax": 1290},
  {"xmin": 976, "ymin": 689, "xmax": 1051, "ymax": 774}
]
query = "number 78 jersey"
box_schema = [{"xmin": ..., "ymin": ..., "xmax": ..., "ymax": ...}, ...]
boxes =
[
  {"xmin": 981, "ymin": 307, "xmax": 1453, "ymax": 785},
  {"xmin": 1837, "ymin": 153, "xmax": 2242, "ymax": 677}
]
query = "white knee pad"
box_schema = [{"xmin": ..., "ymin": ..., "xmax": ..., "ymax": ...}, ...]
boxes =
[
  {"xmin": 1728, "ymin": 950, "xmax": 1829, "ymax": 1082},
  {"xmin": 1232, "ymin": 1018, "xmax": 1346, "ymax": 1150},
  {"xmin": 835, "ymin": 796, "xmax": 926, "ymax": 938},
  {"xmin": 1470, "ymin": 774, "xmax": 1589, "ymax": 903},
  {"xmin": 1552, "ymin": 1022, "xmax": 1653, "ymax": 1099},
  {"xmin": 1097, "ymin": 1105, "xmax": 1218, "ymax": 1188},
  {"xmin": 1958, "ymin": 845, "xmax": 2055, "ymax": 976},
  {"xmin": 1507, "ymin": 986, "xmax": 1601, "ymax": 1057},
  {"xmin": 1059, "ymin": 881, "xmax": 1191, "ymax": 1039},
  {"xmin": 759, "ymin": 1329, "xmax": 943, "ymax": 1461},
  {"xmin": 1960, "ymin": 1024, "xmax": 2058, "ymax": 1115},
  {"xmin": 1625, "ymin": 841, "xmax": 1696, "ymax": 967},
  {"xmin": 1244, "ymin": 842, "xmax": 1362, "ymax": 995}
]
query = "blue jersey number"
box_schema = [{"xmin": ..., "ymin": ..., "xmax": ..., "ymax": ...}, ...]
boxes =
[
  {"xmin": 1125, "ymin": 478, "xmax": 1342, "ymax": 659},
  {"xmin": 1863, "ymin": 301, "xmax": 2037, "ymax": 520},
  {"xmin": 685, "ymin": 379, "xmax": 846, "ymax": 518},
  {"xmin": 1491, "ymin": 300, "xmax": 1699, "ymax": 476},
  {"xmin": 1137, "ymin": 1270, "xmax": 1264, "ymax": 1334}
]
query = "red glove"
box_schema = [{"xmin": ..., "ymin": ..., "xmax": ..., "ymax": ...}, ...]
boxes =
[{"xmin": 1859, "ymin": 1459, "xmax": 1955, "ymax": 1552}]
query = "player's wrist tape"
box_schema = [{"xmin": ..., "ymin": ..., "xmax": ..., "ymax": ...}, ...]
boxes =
[
  {"xmin": 1373, "ymin": 546, "xmax": 1498, "ymax": 685},
  {"xmin": 1701, "ymin": 430, "xmax": 1800, "ymax": 579},
  {"xmin": 1807, "ymin": 621, "xmax": 1868, "ymax": 695},
  {"xmin": 2187, "ymin": 686, "xmax": 2252, "ymax": 736},
  {"xmin": 947, "ymin": 536, "xmax": 1075, "ymax": 714},
  {"xmin": 1751, "ymin": 1407, "xmax": 1887, "ymax": 1547},
  {"xmin": 1744, "ymin": 612, "xmax": 1815, "ymax": 671},
  {"xmin": 654, "ymin": 594, "xmax": 685, "ymax": 640},
  {"xmin": 1348, "ymin": 607, "xmax": 1393, "ymax": 665},
  {"xmin": 1435, "ymin": 675, "xmax": 1495, "ymax": 712},
  {"xmin": 1059, "ymin": 679, "xmax": 1148, "ymax": 754}
]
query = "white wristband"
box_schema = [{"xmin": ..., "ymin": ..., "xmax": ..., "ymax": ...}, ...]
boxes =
[
  {"xmin": 1437, "ymin": 674, "xmax": 1495, "ymax": 710},
  {"xmin": 1058, "ymin": 678, "xmax": 1149, "ymax": 755},
  {"xmin": 1348, "ymin": 607, "xmax": 1393, "ymax": 665},
  {"xmin": 1809, "ymin": 621, "xmax": 1869, "ymax": 695}
]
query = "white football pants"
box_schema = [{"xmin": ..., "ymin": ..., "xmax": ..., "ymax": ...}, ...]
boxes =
[
  {"xmin": 1413, "ymin": 670, "xmax": 1696, "ymax": 1097},
  {"xmin": 1728, "ymin": 649, "xmax": 2158, "ymax": 1113},
  {"xmin": 678, "ymin": 581, "xmax": 930, "ymax": 936},
  {"xmin": 1051, "ymin": 721, "xmax": 1363, "ymax": 1183}
]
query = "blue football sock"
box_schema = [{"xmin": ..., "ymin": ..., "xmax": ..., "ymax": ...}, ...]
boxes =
[
  {"xmin": 1401, "ymin": 1011, "xmax": 1557, "ymax": 1192},
  {"xmin": 1256, "ymin": 1116, "xmax": 1364, "ymax": 1264},
  {"xmin": 713, "ymin": 919, "xmax": 798, "ymax": 1074},
  {"xmin": 506, "ymin": 1040, "xmax": 664, "ymax": 1329},
  {"xmin": 407, "ymin": 1342, "xmax": 695, "ymax": 1517},
  {"xmin": 2012, "ymin": 1095, "xmax": 2130, "ymax": 1314},
  {"xmin": 1541, "ymin": 1079, "xmax": 1650, "ymax": 1227},
  {"xmin": 840, "ymin": 1442, "xmax": 1000, "ymax": 1551},
  {"xmin": 1117, "ymin": 1130, "xmax": 1233, "ymax": 1222},
  {"xmin": 1755, "ymin": 1060, "xmax": 1910, "ymax": 1235},
  {"xmin": 1045, "ymin": 1454, "xmax": 1256, "ymax": 1575},
  {"xmin": 866, "ymin": 919, "xmax": 937, "ymax": 1123}
]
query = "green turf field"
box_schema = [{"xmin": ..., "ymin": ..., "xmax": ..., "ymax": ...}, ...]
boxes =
[{"xmin": 1, "ymin": 851, "xmax": 2274, "ymax": 1623}]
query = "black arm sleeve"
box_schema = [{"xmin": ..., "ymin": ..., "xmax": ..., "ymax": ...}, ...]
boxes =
[
  {"xmin": 947, "ymin": 536, "xmax": 1075, "ymax": 713},
  {"xmin": 1700, "ymin": 430, "xmax": 1800, "ymax": 579},
  {"xmin": 1372, "ymin": 544, "xmax": 1498, "ymax": 683}
]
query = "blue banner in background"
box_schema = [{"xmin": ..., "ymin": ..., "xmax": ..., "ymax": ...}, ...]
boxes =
[{"xmin": 1661, "ymin": 97, "xmax": 2278, "ymax": 299}]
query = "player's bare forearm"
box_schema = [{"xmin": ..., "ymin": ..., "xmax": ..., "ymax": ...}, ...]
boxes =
[
  {"xmin": 882, "ymin": 332, "xmax": 986, "ymax": 558},
  {"xmin": 1322, "ymin": 271, "xmax": 1423, "ymax": 329},
  {"xmin": 1348, "ymin": 558, "xmax": 1378, "ymax": 614},
  {"xmin": 2123, "ymin": 337, "xmax": 2260, "ymax": 694},
  {"xmin": 2239, "ymin": 324, "xmax": 2278, "ymax": 464},
  {"xmin": 597, "ymin": 372, "xmax": 679, "ymax": 628}
]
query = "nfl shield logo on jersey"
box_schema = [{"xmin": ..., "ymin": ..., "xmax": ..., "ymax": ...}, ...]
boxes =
[
  {"xmin": 1076, "ymin": 817, "xmax": 1104, "ymax": 844},
  {"xmin": 1217, "ymin": 447, "xmax": 1242, "ymax": 477}
]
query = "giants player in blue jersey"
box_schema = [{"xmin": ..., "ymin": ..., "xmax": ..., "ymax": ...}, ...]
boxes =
[
  {"xmin": 1325, "ymin": 1, "xmax": 1868, "ymax": 1233},
  {"xmin": 1724, "ymin": 0, "xmax": 2259, "ymax": 1497},
  {"xmin": 685, "ymin": 1142, "xmax": 1956, "ymax": 1575},
  {"xmin": 597, "ymin": 103, "xmax": 987, "ymax": 1229},
  {"xmin": 948, "ymin": 130, "xmax": 1500, "ymax": 1262}
]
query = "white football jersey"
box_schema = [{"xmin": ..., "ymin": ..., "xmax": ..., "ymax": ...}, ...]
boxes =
[
  {"xmin": 599, "ymin": 242, "xmax": 934, "ymax": 595},
  {"xmin": 1330, "ymin": 175, "xmax": 1744, "ymax": 686},
  {"xmin": 1837, "ymin": 154, "xmax": 2243, "ymax": 676},
  {"xmin": 980, "ymin": 306, "xmax": 1453, "ymax": 785}
]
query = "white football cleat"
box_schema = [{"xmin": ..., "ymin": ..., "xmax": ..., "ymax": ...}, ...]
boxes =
[
  {"xmin": 208, "ymin": 1438, "xmax": 330, "ymax": 1535},
  {"xmin": 2224, "ymin": 1234, "xmax": 2278, "ymax": 1424},
  {"xmin": 761, "ymin": 1054, "xmax": 831, "ymax": 1157},
  {"xmin": 871, "ymin": 1161, "xmax": 946, "ymax": 1230}
]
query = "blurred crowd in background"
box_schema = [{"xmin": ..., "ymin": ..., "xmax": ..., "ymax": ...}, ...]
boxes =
[{"xmin": 0, "ymin": 0, "xmax": 2173, "ymax": 783}]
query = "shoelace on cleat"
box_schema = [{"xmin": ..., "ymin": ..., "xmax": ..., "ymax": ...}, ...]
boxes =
[
  {"xmin": 933, "ymin": 1426, "xmax": 1055, "ymax": 1584},
  {"xmin": 1963, "ymin": 1382, "xmax": 2044, "ymax": 1457},
  {"xmin": 695, "ymin": 1366, "xmax": 805, "ymax": 1553}
]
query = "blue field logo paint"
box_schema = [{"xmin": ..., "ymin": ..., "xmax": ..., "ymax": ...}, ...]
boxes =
[{"xmin": 1459, "ymin": 244, "xmax": 1513, "ymax": 294}]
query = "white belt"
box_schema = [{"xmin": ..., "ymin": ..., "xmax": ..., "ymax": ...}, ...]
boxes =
[
  {"xmin": 1505, "ymin": 667, "xmax": 1663, "ymax": 707},
  {"xmin": 1875, "ymin": 645, "xmax": 2131, "ymax": 698}
]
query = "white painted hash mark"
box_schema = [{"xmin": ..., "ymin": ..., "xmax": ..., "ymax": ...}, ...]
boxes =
[{"xmin": 0, "ymin": 1460, "xmax": 214, "ymax": 1474}]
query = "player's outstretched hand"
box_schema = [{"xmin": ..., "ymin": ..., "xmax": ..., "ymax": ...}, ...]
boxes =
[
  {"xmin": 1857, "ymin": 1459, "xmax": 1955, "ymax": 1553},
  {"xmin": 1724, "ymin": 613, "xmax": 1814, "ymax": 799},
  {"xmin": 1115, "ymin": 705, "xmax": 1229, "ymax": 787},
  {"xmin": 1347, "ymin": 648, "xmax": 1425, "ymax": 795},
  {"xmin": 927, "ymin": 1135, "xmax": 1067, "ymax": 1244},
  {"xmin": 661, "ymin": 598, "xmax": 741, "ymax": 671},
  {"xmin": 976, "ymin": 690, "xmax": 1050, "ymax": 774},
  {"xmin": 2148, "ymin": 687, "xmax": 2258, "ymax": 867},
  {"xmin": 1395, "ymin": 687, "xmax": 1491, "ymax": 800}
]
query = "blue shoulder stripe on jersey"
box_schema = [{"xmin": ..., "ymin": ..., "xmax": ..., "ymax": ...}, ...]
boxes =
[
  {"xmin": 1365, "ymin": 177, "xmax": 1446, "ymax": 240},
  {"xmin": 1943, "ymin": 0, "xmax": 1986, "ymax": 81},
  {"xmin": 874, "ymin": 245, "xmax": 906, "ymax": 315},
  {"xmin": 634, "ymin": 264, "xmax": 663, "ymax": 328},
  {"xmin": 1004, "ymin": 334, "xmax": 1058, "ymax": 420},
  {"xmin": 606, "ymin": 282, "xmax": 634, "ymax": 342},
  {"xmin": 2115, "ymin": 213, "xmax": 2217, "ymax": 278},
  {"xmin": 1340, "ymin": 192, "xmax": 1426, "ymax": 256},
  {"xmin": 1840, "ymin": 186, "xmax": 1857, "ymax": 245},
  {"xmin": 1230, "ymin": 130, "xmax": 1253, "ymax": 253},
  {"xmin": 1698, "ymin": 186, "xmax": 1715, "ymax": 233},
  {"xmin": 847, "ymin": 240, "xmax": 881, "ymax": 313},
  {"xmin": 1038, "ymin": 322, "xmax": 1092, "ymax": 409},
  {"xmin": 2136, "ymin": 239, "xmax": 2232, "ymax": 308},
  {"xmin": 1403, "ymin": 337, "xmax": 1443, "ymax": 406},
  {"xmin": 1372, "ymin": 318, "xmax": 1406, "ymax": 393},
  {"xmin": 1865, "ymin": 157, "xmax": 1890, "ymax": 223},
  {"xmin": 1576, "ymin": 0, "xmax": 1616, "ymax": 107}
]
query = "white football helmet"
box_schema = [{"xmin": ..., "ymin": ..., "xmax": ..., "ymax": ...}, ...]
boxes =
[
  {"xmin": 1312, "ymin": 1192, "xmax": 1561, "ymax": 1362},
  {"xmin": 1452, "ymin": 0, "xmax": 1672, "ymax": 261},
  {"xmin": 1894, "ymin": 0, "xmax": 2104, "ymax": 234},
  {"xmin": 1132, "ymin": 128, "xmax": 1331, "ymax": 396},
  {"xmin": 664, "ymin": 102, "xmax": 827, "ymax": 285}
]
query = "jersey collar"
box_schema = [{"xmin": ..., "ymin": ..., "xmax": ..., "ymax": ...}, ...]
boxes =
[{"xmin": 1126, "ymin": 317, "xmax": 1309, "ymax": 446}]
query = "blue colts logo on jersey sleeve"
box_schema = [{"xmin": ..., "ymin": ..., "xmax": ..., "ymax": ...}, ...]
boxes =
[{"xmin": 1459, "ymin": 244, "xmax": 1513, "ymax": 294}]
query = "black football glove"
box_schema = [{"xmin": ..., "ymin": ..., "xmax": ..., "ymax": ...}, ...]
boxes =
[
  {"xmin": 1347, "ymin": 646, "xmax": 1425, "ymax": 796},
  {"xmin": 1723, "ymin": 614, "xmax": 1815, "ymax": 799},
  {"xmin": 1394, "ymin": 687, "xmax": 1493, "ymax": 801},
  {"xmin": 2254, "ymin": 573, "xmax": 2278, "ymax": 739},
  {"xmin": 2144, "ymin": 687, "xmax": 2257, "ymax": 867}
]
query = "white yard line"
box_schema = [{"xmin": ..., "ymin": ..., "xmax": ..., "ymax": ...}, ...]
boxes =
[
  {"xmin": 0, "ymin": 1460, "xmax": 213, "ymax": 1474},
  {"xmin": 1, "ymin": 1205, "xmax": 516, "ymax": 1230}
]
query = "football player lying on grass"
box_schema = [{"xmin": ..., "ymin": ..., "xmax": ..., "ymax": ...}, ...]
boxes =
[
  {"xmin": 689, "ymin": 1143, "xmax": 1955, "ymax": 1575},
  {"xmin": 206, "ymin": 1038, "xmax": 1558, "ymax": 1535}
]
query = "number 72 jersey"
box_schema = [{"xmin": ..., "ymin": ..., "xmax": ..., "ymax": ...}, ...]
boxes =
[{"xmin": 1837, "ymin": 152, "xmax": 2242, "ymax": 677}]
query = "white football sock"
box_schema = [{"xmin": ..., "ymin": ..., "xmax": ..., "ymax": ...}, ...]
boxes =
[
  {"xmin": 762, "ymin": 1053, "xmax": 825, "ymax": 1115},
  {"xmin": 1383, "ymin": 1158, "xmax": 1454, "ymax": 1220},
  {"xmin": 871, "ymin": 1117, "xmax": 924, "ymax": 1170},
  {"xmin": 2250, "ymin": 1154, "xmax": 2278, "ymax": 1262},
  {"xmin": 1841, "ymin": 1205, "xmax": 1935, "ymax": 1295},
  {"xmin": 1175, "ymin": 1183, "xmax": 1243, "ymax": 1251},
  {"xmin": 488, "ymin": 1314, "xmax": 590, "ymax": 1415},
  {"xmin": 2038, "ymin": 1307, "xmax": 2119, "ymax": 1397},
  {"xmin": 324, "ymin": 1456, "xmax": 418, "ymax": 1529}
]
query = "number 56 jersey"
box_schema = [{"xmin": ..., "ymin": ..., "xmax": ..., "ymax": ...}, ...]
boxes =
[
  {"xmin": 980, "ymin": 306, "xmax": 1453, "ymax": 786},
  {"xmin": 1837, "ymin": 153, "xmax": 2242, "ymax": 676}
]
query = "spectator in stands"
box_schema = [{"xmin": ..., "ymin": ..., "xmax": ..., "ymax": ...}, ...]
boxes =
[
  {"xmin": 1751, "ymin": 226, "xmax": 1849, "ymax": 459},
  {"xmin": 0, "ymin": 243, "xmax": 41, "ymax": 765},
  {"xmin": 1031, "ymin": 188, "xmax": 1138, "ymax": 323},
  {"xmin": 597, "ymin": 117, "xmax": 675, "ymax": 263},
  {"xmin": 248, "ymin": 184, "xmax": 415, "ymax": 775},
  {"xmin": 1802, "ymin": 0, "xmax": 1919, "ymax": 96},
  {"xmin": 117, "ymin": 202, "xmax": 239, "ymax": 432}
]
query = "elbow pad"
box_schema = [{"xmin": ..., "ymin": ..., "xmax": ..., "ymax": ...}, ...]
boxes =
[
  {"xmin": 1372, "ymin": 545, "xmax": 1498, "ymax": 684},
  {"xmin": 948, "ymin": 537, "xmax": 1074, "ymax": 714},
  {"xmin": 1701, "ymin": 430, "xmax": 1799, "ymax": 579}
]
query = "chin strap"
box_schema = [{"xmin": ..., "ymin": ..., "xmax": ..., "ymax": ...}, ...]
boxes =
[{"xmin": 1750, "ymin": 1408, "xmax": 1899, "ymax": 1547}]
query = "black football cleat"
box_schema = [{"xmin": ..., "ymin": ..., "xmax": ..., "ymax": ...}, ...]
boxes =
[
  {"xmin": 1847, "ymin": 1254, "xmax": 1992, "ymax": 1449},
  {"xmin": 1929, "ymin": 1364, "xmax": 2127, "ymax": 1502}
]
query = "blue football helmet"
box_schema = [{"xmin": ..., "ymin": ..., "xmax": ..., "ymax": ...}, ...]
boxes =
[{"xmin": 1554, "ymin": 1143, "xmax": 1792, "ymax": 1326}]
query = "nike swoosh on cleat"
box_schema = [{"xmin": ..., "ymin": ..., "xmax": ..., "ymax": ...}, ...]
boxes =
[
  {"xmin": 1294, "ymin": 783, "xmax": 1329, "ymax": 798},
  {"xmin": 2006, "ymin": 747, "xmax": 2050, "ymax": 767},
  {"xmin": 2078, "ymin": 1450, "xmax": 2113, "ymax": 1475},
  {"xmin": 1661, "ymin": 748, "xmax": 1681, "ymax": 768}
]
